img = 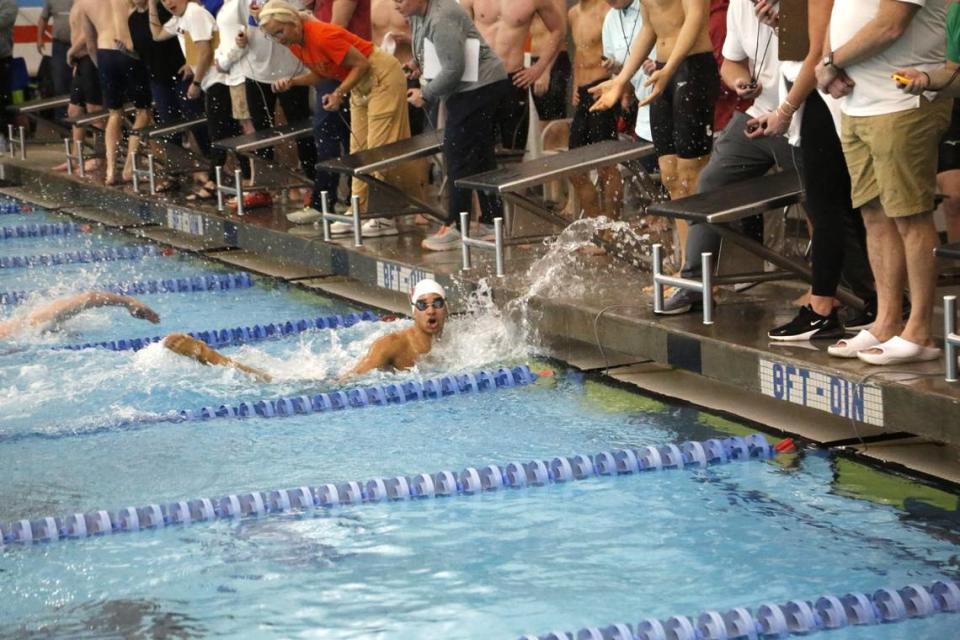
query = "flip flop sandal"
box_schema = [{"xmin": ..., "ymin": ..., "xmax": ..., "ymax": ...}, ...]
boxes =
[
  {"xmin": 827, "ymin": 329, "xmax": 881, "ymax": 358},
  {"xmin": 856, "ymin": 336, "xmax": 942, "ymax": 366}
]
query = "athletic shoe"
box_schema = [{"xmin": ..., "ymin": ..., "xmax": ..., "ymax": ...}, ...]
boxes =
[
  {"xmin": 422, "ymin": 225, "xmax": 461, "ymax": 251},
  {"xmin": 654, "ymin": 288, "xmax": 701, "ymax": 315},
  {"xmin": 328, "ymin": 221, "xmax": 353, "ymax": 235},
  {"xmin": 286, "ymin": 206, "xmax": 324, "ymax": 224},
  {"xmin": 768, "ymin": 305, "xmax": 844, "ymax": 341},
  {"xmin": 361, "ymin": 218, "xmax": 398, "ymax": 237},
  {"xmin": 228, "ymin": 191, "xmax": 273, "ymax": 211}
]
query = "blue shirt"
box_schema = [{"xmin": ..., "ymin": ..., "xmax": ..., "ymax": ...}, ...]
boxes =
[{"xmin": 601, "ymin": 0, "xmax": 653, "ymax": 141}]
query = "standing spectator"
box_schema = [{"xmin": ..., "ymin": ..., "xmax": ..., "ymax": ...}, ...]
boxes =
[
  {"xmin": 601, "ymin": 0, "xmax": 655, "ymax": 147},
  {"xmin": 129, "ymin": 0, "xmax": 212, "ymax": 191},
  {"xmin": 38, "ymin": 0, "xmax": 74, "ymax": 119},
  {"xmin": 396, "ymin": 0, "xmax": 511, "ymax": 251},
  {"xmin": 590, "ymin": 0, "xmax": 719, "ymax": 268},
  {"xmin": 150, "ymin": 0, "xmax": 250, "ymax": 201},
  {"xmin": 308, "ymin": 0, "xmax": 370, "ymax": 224},
  {"xmin": 816, "ymin": 0, "xmax": 950, "ymax": 365},
  {"xmin": 259, "ymin": 0, "xmax": 419, "ymax": 236},
  {"xmin": 0, "ymin": 0, "xmax": 20, "ymax": 152},
  {"xmin": 709, "ymin": 0, "xmax": 751, "ymax": 133},
  {"xmin": 461, "ymin": 0, "xmax": 566, "ymax": 151},
  {"xmin": 747, "ymin": 0, "xmax": 878, "ymax": 339},
  {"xmin": 567, "ymin": 0, "xmax": 621, "ymax": 221},
  {"xmin": 657, "ymin": 0, "xmax": 798, "ymax": 319},
  {"xmin": 231, "ymin": 0, "xmax": 317, "ymax": 212}
]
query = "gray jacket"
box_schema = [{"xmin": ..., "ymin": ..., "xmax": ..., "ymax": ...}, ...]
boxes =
[
  {"xmin": 0, "ymin": 0, "xmax": 17, "ymax": 59},
  {"xmin": 410, "ymin": 0, "xmax": 506, "ymax": 103}
]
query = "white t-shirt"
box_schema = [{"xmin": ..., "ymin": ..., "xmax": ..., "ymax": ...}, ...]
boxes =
[
  {"xmin": 722, "ymin": 0, "xmax": 780, "ymax": 118},
  {"xmin": 829, "ymin": 0, "xmax": 947, "ymax": 116},
  {"xmin": 164, "ymin": 2, "xmax": 229, "ymax": 90},
  {"xmin": 218, "ymin": 0, "xmax": 304, "ymax": 84},
  {"xmin": 601, "ymin": 0, "xmax": 653, "ymax": 141}
]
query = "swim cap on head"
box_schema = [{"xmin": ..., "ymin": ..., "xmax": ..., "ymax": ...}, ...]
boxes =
[{"xmin": 411, "ymin": 278, "xmax": 445, "ymax": 303}]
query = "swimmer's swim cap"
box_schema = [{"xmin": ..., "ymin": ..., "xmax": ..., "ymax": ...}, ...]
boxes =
[{"xmin": 411, "ymin": 278, "xmax": 445, "ymax": 303}]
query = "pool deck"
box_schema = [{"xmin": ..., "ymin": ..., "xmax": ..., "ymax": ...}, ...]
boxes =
[{"xmin": 3, "ymin": 143, "xmax": 959, "ymax": 485}]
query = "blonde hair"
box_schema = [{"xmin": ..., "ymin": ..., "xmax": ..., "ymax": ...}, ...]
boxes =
[{"xmin": 258, "ymin": 0, "xmax": 311, "ymax": 29}]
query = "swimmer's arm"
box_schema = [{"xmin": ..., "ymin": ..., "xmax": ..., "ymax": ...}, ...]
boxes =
[
  {"xmin": 609, "ymin": 5, "xmax": 656, "ymax": 88},
  {"xmin": 163, "ymin": 334, "xmax": 272, "ymax": 382},
  {"xmin": 657, "ymin": 0, "xmax": 709, "ymax": 81},
  {"xmin": 148, "ymin": 0, "xmax": 177, "ymax": 42},
  {"xmin": 28, "ymin": 292, "xmax": 160, "ymax": 328},
  {"xmin": 830, "ymin": 0, "xmax": 919, "ymax": 70},
  {"xmin": 345, "ymin": 334, "xmax": 399, "ymax": 379}
]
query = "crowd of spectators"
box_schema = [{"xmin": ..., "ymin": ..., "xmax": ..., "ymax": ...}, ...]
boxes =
[{"xmin": 7, "ymin": 0, "xmax": 959, "ymax": 366}]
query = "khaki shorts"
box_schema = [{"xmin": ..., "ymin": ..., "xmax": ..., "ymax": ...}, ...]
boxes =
[
  {"xmin": 229, "ymin": 83, "xmax": 250, "ymax": 121},
  {"xmin": 841, "ymin": 96, "xmax": 952, "ymax": 217}
]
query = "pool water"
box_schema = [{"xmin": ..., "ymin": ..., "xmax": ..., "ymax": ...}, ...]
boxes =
[{"xmin": 1, "ymin": 200, "xmax": 959, "ymax": 639}]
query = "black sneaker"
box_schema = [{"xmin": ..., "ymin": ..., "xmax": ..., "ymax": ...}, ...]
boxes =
[
  {"xmin": 655, "ymin": 288, "xmax": 702, "ymax": 315},
  {"xmin": 768, "ymin": 305, "xmax": 845, "ymax": 341},
  {"xmin": 842, "ymin": 297, "xmax": 910, "ymax": 332}
]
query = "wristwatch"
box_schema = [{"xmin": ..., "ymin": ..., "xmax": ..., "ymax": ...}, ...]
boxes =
[{"xmin": 821, "ymin": 52, "xmax": 835, "ymax": 69}]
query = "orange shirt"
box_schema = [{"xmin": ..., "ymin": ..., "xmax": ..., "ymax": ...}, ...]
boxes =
[{"xmin": 288, "ymin": 20, "xmax": 374, "ymax": 82}]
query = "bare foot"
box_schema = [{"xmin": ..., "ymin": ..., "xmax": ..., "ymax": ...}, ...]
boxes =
[{"xmin": 414, "ymin": 214, "xmax": 430, "ymax": 225}]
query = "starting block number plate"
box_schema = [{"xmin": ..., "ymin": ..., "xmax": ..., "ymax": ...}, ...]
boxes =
[
  {"xmin": 166, "ymin": 207, "xmax": 205, "ymax": 236},
  {"xmin": 377, "ymin": 261, "xmax": 434, "ymax": 295},
  {"xmin": 758, "ymin": 358, "xmax": 884, "ymax": 427}
]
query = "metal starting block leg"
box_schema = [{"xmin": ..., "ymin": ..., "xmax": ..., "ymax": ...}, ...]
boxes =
[
  {"xmin": 652, "ymin": 243, "xmax": 714, "ymax": 325},
  {"xmin": 64, "ymin": 138, "xmax": 87, "ymax": 177},
  {"xmin": 946, "ymin": 295, "xmax": 958, "ymax": 383},
  {"xmin": 321, "ymin": 192, "xmax": 363, "ymax": 247},
  {"xmin": 460, "ymin": 212, "xmax": 505, "ymax": 278},
  {"xmin": 7, "ymin": 125, "xmax": 25, "ymax": 160},
  {"xmin": 130, "ymin": 153, "xmax": 157, "ymax": 195},
  {"xmin": 215, "ymin": 166, "xmax": 244, "ymax": 215}
]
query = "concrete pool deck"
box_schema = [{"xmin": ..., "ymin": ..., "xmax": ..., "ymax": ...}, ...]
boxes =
[{"xmin": 2, "ymin": 143, "xmax": 958, "ymax": 485}]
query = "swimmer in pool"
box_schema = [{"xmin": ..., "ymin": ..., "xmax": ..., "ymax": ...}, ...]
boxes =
[
  {"xmin": 162, "ymin": 332, "xmax": 273, "ymax": 382},
  {"xmin": 162, "ymin": 279, "xmax": 448, "ymax": 381},
  {"xmin": 0, "ymin": 291, "xmax": 160, "ymax": 340},
  {"xmin": 345, "ymin": 278, "xmax": 448, "ymax": 377}
]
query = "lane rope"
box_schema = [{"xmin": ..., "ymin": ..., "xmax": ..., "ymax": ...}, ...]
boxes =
[
  {"xmin": 520, "ymin": 579, "xmax": 960, "ymax": 640},
  {"xmin": 0, "ymin": 272, "xmax": 255, "ymax": 306},
  {"xmin": 0, "ymin": 245, "xmax": 161, "ymax": 270},
  {"xmin": 56, "ymin": 310, "xmax": 381, "ymax": 352},
  {"xmin": 0, "ymin": 430, "xmax": 774, "ymax": 546}
]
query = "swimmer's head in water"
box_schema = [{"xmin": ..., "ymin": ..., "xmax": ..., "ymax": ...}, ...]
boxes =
[
  {"xmin": 163, "ymin": 333, "xmax": 218, "ymax": 365},
  {"xmin": 411, "ymin": 279, "xmax": 446, "ymax": 335}
]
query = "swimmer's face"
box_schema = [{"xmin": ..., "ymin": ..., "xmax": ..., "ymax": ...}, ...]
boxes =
[{"xmin": 412, "ymin": 294, "xmax": 446, "ymax": 335}]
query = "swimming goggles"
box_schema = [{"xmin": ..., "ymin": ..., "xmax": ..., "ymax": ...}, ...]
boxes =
[{"xmin": 414, "ymin": 298, "xmax": 445, "ymax": 311}]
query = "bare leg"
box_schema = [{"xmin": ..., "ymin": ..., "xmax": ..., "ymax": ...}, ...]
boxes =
[
  {"xmin": 122, "ymin": 109, "xmax": 152, "ymax": 182},
  {"xmin": 104, "ymin": 110, "xmax": 124, "ymax": 184},
  {"xmin": 860, "ymin": 199, "xmax": 905, "ymax": 343},
  {"xmin": 598, "ymin": 166, "xmax": 623, "ymax": 220},
  {"xmin": 938, "ymin": 169, "xmax": 960, "ymax": 242},
  {"xmin": 674, "ymin": 156, "xmax": 711, "ymax": 265},
  {"xmin": 895, "ymin": 211, "xmax": 939, "ymax": 347},
  {"xmin": 570, "ymin": 173, "xmax": 601, "ymax": 218}
]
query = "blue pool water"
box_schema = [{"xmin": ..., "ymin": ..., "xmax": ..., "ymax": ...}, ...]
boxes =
[{"xmin": 1, "ymin": 201, "xmax": 959, "ymax": 639}]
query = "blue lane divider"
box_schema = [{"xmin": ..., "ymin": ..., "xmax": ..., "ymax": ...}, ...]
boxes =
[
  {"xmin": 0, "ymin": 222, "xmax": 84, "ymax": 240},
  {"xmin": 0, "ymin": 203, "xmax": 29, "ymax": 215},
  {"xmin": 0, "ymin": 272, "xmax": 254, "ymax": 306},
  {"xmin": 0, "ymin": 245, "xmax": 160, "ymax": 270},
  {"xmin": 178, "ymin": 365, "xmax": 539, "ymax": 422},
  {"xmin": 522, "ymin": 579, "xmax": 960, "ymax": 640},
  {"xmin": 0, "ymin": 432, "xmax": 774, "ymax": 546},
  {"xmin": 57, "ymin": 309, "xmax": 381, "ymax": 352}
]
